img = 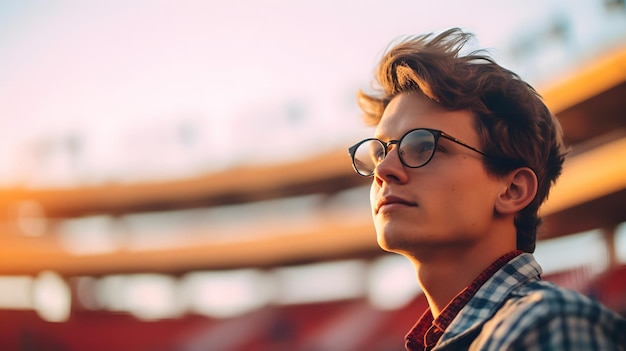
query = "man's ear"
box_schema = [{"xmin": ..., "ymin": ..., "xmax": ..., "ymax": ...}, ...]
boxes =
[{"xmin": 494, "ymin": 167, "xmax": 538, "ymax": 215}]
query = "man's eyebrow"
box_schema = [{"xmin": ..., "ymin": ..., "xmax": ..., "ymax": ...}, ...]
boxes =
[
  {"xmin": 374, "ymin": 135, "xmax": 395, "ymax": 143},
  {"xmin": 372, "ymin": 134, "xmax": 386, "ymax": 140},
  {"xmin": 373, "ymin": 130, "xmax": 400, "ymax": 141},
  {"xmin": 372, "ymin": 132, "xmax": 386, "ymax": 140}
]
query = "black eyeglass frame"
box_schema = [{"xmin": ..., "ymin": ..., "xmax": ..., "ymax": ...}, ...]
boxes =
[{"xmin": 348, "ymin": 128, "xmax": 489, "ymax": 177}]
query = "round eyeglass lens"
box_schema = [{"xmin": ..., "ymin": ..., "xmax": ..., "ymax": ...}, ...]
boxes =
[
  {"xmin": 399, "ymin": 129, "xmax": 436, "ymax": 168},
  {"xmin": 353, "ymin": 139, "xmax": 385, "ymax": 176}
]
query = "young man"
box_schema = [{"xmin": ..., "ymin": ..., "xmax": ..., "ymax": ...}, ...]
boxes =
[{"xmin": 349, "ymin": 28, "xmax": 625, "ymax": 350}]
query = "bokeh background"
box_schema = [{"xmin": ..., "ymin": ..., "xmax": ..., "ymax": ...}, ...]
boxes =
[{"xmin": 1, "ymin": 1, "xmax": 625, "ymax": 350}]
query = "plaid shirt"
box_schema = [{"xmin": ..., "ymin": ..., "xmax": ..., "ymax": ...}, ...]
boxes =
[{"xmin": 406, "ymin": 253, "xmax": 626, "ymax": 351}]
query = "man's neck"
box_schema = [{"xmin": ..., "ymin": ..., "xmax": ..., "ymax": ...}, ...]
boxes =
[{"xmin": 408, "ymin": 241, "xmax": 515, "ymax": 318}]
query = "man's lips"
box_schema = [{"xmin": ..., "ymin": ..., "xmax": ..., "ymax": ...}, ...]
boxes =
[{"xmin": 375, "ymin": 195, "xmax": 417, "ymax": 213}]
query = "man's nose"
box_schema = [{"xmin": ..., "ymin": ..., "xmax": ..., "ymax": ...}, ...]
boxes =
[{"xmin": 374, "ymin": 146, "xmax": 408, "ymax": 185}]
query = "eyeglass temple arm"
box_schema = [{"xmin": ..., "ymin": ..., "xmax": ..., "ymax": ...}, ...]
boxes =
[{"xmin": 440, "ymin": 133, "xmax": 488, "ymax": 157}]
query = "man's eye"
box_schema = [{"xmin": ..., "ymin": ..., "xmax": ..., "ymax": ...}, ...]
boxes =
[
  {"xmin": 411, "ymin": 141, "xmax": 434, "ymax": 154},
  {"xmin": 373, "ymin": 149, "xmax": 385, "ymax": 162}
]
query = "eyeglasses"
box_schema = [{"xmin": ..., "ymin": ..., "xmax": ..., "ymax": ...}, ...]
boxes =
[{"xmin": 348, "ymin": 128, "xmax": 488, "ymax": 177}]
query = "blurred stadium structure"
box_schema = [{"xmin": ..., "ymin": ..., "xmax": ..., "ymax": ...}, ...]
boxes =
[{"xmin": 1, "ymin": 2, "xmax": 626, "ymax": 350}]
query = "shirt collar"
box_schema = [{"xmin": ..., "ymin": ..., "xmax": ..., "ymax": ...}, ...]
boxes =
[
  {"xmin": 438, "ymin": 253, "xmax": 543, "ymax": 347},
  {"xmin": 405, "ymin": 250, "xmax": 526, "ymax": 351}
]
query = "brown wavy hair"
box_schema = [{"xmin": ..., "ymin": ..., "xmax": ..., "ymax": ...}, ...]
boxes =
[{"xmin": 357, "ymin": 28, "xmax": 568, "ymax": 253}]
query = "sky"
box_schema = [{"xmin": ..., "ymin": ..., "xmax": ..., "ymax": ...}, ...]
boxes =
[{"xmin": 0, "ymin": 0, "xmax": 624, "ymax": 187}]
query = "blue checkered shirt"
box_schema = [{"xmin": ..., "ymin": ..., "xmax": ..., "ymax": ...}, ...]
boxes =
[{"xmin": 430, "ymin": 253, "xmax": 626, "ymax": 350}]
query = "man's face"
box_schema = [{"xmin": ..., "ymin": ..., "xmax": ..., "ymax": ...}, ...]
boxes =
[{"xmin": 370, "ymin": 92, "xmax": 503, "ymax": 257}]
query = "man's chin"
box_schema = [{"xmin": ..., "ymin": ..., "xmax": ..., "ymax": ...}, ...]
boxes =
[{"xmin": 376, "ymin": 231, "xmax": 410, "ymax": 253}]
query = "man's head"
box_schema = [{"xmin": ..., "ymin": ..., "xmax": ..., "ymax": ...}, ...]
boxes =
[{"xmin": 356, "ymin": 28, "xmax": 567, "ymax": 253}]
